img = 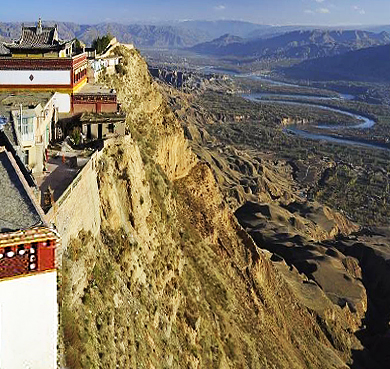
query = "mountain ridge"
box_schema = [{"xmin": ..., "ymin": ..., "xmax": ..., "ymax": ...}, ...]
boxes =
[
  {"xmin": 189, "ymin": 29, "xmax": 390, "ymax": 60},
  {"xmin": 285, "ymin": 43, "xmax": 390, "ymax": 82},
  {"xmin": 1, "ymin": 20, "xmax": 389, "ymax": 49},
  {"xmin": 0, "ymin": 20, "xmax": 268, "ymax": 48}
]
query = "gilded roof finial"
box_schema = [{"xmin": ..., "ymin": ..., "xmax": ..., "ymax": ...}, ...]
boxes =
[{"xmin": 37, "ymin": 17, "xmax": 42, "ymax": 35}]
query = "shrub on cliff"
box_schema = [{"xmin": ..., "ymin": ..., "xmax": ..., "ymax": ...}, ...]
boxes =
[
  {"xmin": 92, "ymin": 34, "xmax": 113, "ymax": 54},
  {"xmin": 115, "ymin": 64, "xmax": 126, "ymax": 76}
]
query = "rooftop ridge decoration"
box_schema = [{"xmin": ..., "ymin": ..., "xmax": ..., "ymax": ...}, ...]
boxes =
[
  {"xmin": 4, "ymin": 18, "xmax": 71, "ymax": 53},
  {"xmin": 37, "ymin": 17, "xmax": 42, "ymax": 35},
  {"xmin": 0, "ymin": 226, "xmax": 59, "ymax": 248}
]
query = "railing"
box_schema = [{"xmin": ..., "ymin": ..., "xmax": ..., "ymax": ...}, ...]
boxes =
[{"xmin": 73, "ymin": 94, "xmax": 117, "ymax": 103}]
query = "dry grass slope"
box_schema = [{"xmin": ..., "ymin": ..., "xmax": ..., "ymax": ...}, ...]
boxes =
[{"xmin": 60, "ymin": 46, "xmax": 360, "ymax": 368}]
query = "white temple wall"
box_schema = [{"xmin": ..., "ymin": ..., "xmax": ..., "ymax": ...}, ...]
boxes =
[
  {"xmin": 53, "ymin": 92, "xmax": 71, "ymax": 113},
  {"xmin": 0, "ymin": 272, "xmax": 57, "ymax": 369},
  {"xmin": 0, "ymin": 70, "xmax": 71, "ymax": 85}
]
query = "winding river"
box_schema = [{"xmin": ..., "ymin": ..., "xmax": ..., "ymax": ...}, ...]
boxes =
[
  {"xmin": 242, "ymin": 94, "xmax": 374, "ymax": 130},
  {"xmin": 247, "ymin": 96, "xmax": 385, "ymax": 151},
  {"xmin": 201, "ymin": 67, "xmax": 386, "ymax": 151}
]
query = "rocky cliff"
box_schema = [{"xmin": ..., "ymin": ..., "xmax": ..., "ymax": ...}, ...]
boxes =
[{"xmin": 60, "ymin": 46, "xmax": 369, "ymax": 368}]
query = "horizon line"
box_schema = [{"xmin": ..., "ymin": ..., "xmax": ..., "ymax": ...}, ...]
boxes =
[{"xmin": 0, "ymin": 18, "xmax": 388, "ymax": 28}]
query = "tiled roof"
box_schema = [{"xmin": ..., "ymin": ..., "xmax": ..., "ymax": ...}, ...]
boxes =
[
  {"xmin": 19, "ymin": 27, "xmax": 57, "ymax": 47},
  {"xmin": 0, "ymin": 148, "xmax": 43, "ymax": 232},
  {"xmin": 6, "ymin": 25, "xmax": 68, "ymax": 50}
]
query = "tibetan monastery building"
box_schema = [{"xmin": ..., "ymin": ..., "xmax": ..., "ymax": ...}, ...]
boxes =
[
  {"xmin": 0, "ymin": 145, "xmax": 59, "ymax": 369},
  {"xmin": 0, "ymin": 19, "xmax": 87, "ymax": 95},
  {"xmin": 0, "ymin": 92, "xmax": 60, "ymax": 174}
]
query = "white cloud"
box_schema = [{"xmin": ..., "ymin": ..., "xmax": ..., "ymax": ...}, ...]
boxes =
[
  {"xmin": 317, "ymin": 8, "xmax": 330, "ymax": 14},
  {"xmin": 353, "ymin": 5, "xmax": 366, "ymax": 15},
  {"xmin": 214, "ymin": 5, "xmax": 226, "ymax": 11},
  {"xmin": 304, "ymin": 9, "xmax": 314, "ymax": 14},
  {"xmin": 315, "ymin": 0, "xmax": 325, "ymax": 3}
]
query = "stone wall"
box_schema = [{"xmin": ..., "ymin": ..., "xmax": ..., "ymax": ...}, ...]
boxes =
[{"xmin": 46, "ymin": 146, "xmax": 106, "ymax": 254}]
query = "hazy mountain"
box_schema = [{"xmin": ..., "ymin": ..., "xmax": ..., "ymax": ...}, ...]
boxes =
[
  {"xmin": 0, "ymin": 21, "xmax": 90, "ymax": 42},
  {"xmin": 2, "ymin": 20, "xmax": 389, "ymax": 51},
  {"xmin": 189, "ymin": 29, "xmax": 390, "ymax": 59},
  {"xmin": 0, "ymin": 20, "xmax": 266, "ymax": 48},
  {"xmin": 189, "ymin": 33, "xmax": 245, "ymax": 54},
  {"xmin": 0, "ymin": 21, "xmax": 210, "ymax": 48},
  {"xmin": 0, "ymin": 22, "xmax": 24, "ymax": 39},
  {"xmin": 175, "ymin": 20, "xmax": 269, "ymax": 39},
  {"xmin": 364, "ymin": 25, "xmax": 390, "ymax": 34},
  {"xmin": 285, "ymin": 43, "xmax": 390, "ymax": 82},
  {"xmin": 246, "ymin": 25, "xmax": 319, "ymax": 40},
  {"xmin": 80, "ymin": 23, "xmax": 213, "ymax": 48}
]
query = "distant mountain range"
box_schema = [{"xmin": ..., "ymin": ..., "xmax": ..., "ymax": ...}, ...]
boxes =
[
  {"xmin": 285, "ymin": 43, "xmax": 390, "ymax": 82},
  {"xmin": 0, "ymin": 22, "xmax": 210, "ymax": 48},
  {"xmin": 1, "ymin": 20, "xmax": 390, "ymax": 51},
  {"xmin": 172, "ymin": 20, "xmax": 267, "ymax": 40},
  {"xmin": 0, "ymin": 20, "xmax": 276, "ymax": 48},
  {"xmin": 188, "ymin": 29, "xmax": 390, "ymax": 60}
]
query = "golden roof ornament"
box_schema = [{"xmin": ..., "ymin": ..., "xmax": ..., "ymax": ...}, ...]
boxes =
[{"xmin": 37, "ymin": 17, "xmax": 42, "ymax": 35}]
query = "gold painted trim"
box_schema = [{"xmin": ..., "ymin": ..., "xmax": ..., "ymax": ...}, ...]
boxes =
[
  {"xmin": 0, "ymin": 87, "xmax": 73, "ymax": 93},
  {"xmin": 0, "ymin": 236, "xmax": 58, "ymax": 248},
  {"xmin": 72, "ymin": 78, "xmax": 87, "ymax": 92}
]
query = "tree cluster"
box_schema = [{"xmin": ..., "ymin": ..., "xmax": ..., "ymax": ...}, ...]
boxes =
[{"xmin": 92, "ymin": 35, "xmax": 113, "ymax": 54}]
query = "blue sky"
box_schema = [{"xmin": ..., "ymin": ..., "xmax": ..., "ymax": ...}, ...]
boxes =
[{"xmin": 1, "ymin": 0, "xmax": 389, "ymax": 26}]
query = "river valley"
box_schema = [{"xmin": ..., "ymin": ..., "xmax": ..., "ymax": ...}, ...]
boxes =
[
  {"xmin": 179, "ymin": 65, "xmax": 390, "ymax": 369},
  {"xmin": 234, "ymin": 72, "xmax": 388, "ymax": 151},
  {"xmin": 200, "ymin": 67, "xmax": 386, "ymax": 147}
]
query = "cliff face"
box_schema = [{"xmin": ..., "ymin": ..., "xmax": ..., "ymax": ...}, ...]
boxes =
[
  {"xmin": 105, "ymin": 47, "xmax": 196, "ymax": 182},
  {"xmin": 60, "ymin": 46, "xmax": 363, "ymax": 368}
]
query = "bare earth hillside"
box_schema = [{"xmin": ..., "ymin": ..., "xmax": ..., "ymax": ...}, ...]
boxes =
[{"xmin": 60, "ymin": 46, "xmax": 379, "ymax": 369}]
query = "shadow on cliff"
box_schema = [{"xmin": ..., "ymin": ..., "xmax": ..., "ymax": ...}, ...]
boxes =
[{"xmin": 335, "ymin": 238, "xmax": 390, "ymax": 369}]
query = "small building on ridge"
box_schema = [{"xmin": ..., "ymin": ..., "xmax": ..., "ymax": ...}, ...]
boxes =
[{"xmin": 0, "ymin": 92, "xmax": 60, "ymax": 174}]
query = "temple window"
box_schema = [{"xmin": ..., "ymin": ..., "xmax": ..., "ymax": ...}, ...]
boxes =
[
  {"xmin": 29, "ymin": 243, "xmax": 38, "ymax": 270},
  {"xmin": 5, "ymin": 247, "xmax": 14, "ymax": 258},
  {"xmin": 18, "ymin": 117, "xmax": 34, "ymax": 141}
]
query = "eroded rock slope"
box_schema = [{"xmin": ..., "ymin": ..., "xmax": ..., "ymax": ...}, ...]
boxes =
[{"xmin": 61, "ymin": 46, "xmax": 371, "ymax": 369}]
